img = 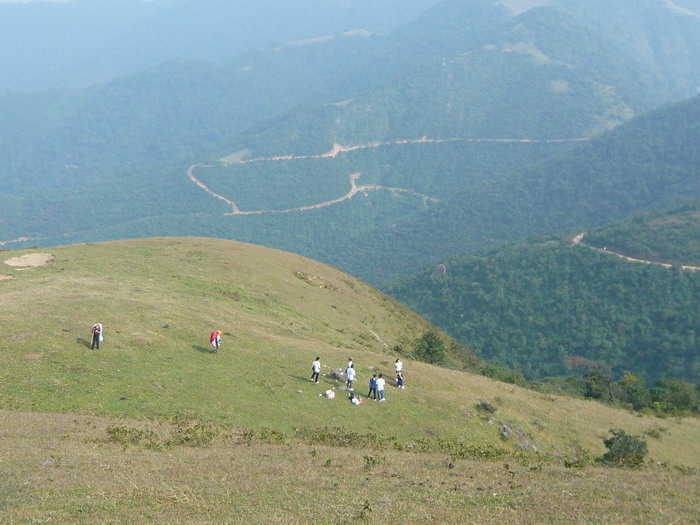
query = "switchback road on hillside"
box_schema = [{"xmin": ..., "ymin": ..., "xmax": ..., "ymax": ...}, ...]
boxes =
[
  {"xmin": 188, "ymin": 167, "xmax": 439, "ymax": 216},
  {"xmin": 572, "ymin": 233, "xmax": 700, "ymax": 272},
  {"xmin": 188, "ymin": 135, "xmax": 589, "ymax": 216}
]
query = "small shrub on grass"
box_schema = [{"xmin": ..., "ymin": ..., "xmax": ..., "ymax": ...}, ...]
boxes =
[
  {"xmin": 412, "ymin": 331, "xmax": 446, "ymax": 365},
  {"xmin": 297, "ymin": 427, "xmax": 390, "ymax": 449},
  {"xmin": 106, "ymin": 425, "xmax": 158, "ymax": 450},
  {"xmin": 410, "ymin": 437, "xmax": 511, "ymax": 460},
  {"xmin": 598, "ymin": 429, "xmax": 648, "ymax": 468},
  {"xmin": 642, "ymin": 425, "xmax": 667, "ymax": 439},
  {"xmin": 255, "ymin": 428, "xmax": 288, "ymax": 445},
  {"xmin": 166, "ymin": 416, "xmax": 219, "ymax": 447},
  {"xmin": 475, "ymin": 400, "xmax": 498, "ymax": 414},
  {"xmin": 563, "ymin": 446, "xmax": 591, "ymax": 469},
  {"xmin": 363, "ymin": 454, "xmax": 386, "ymax": 470},
  {"xmin": 478, "ymin": 359, "xmax": 526, "ymax": 386}
]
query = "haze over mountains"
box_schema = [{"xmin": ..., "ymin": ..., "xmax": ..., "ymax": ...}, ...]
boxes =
[
  {"xmin": 0, "ymin": 0, "xmax": 440, "ymax": 91},
  {"xmin": 2, "ymin": 1, "xmax": 700, "ymax": 270}
]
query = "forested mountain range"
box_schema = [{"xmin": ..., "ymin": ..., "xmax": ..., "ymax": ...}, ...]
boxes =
[
  {"xmin": 385, "ymin": 205, "xmax": 700, "ymax": 384},
  {"xmin": 332, "ymin": 92, "xmax": 700, "ymax": 281},
  {"xmin": 2, "ymin": 0, "xmax": 700, "ymax": 287}
]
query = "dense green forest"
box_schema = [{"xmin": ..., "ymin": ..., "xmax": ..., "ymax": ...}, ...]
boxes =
[
  {"xmin": 325, "ymin": 93, "xmax": 700, "ymax": 282},
  {"xmin": 385, "ymin": 213, "xmax": 700, "ymax": 384},
  {"xmin": 585, "ymin": 204, "xmax": 700, "ymax": 266}
]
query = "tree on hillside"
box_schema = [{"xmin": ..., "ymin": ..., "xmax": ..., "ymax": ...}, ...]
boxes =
[
  {"xmin": 412, "ymin": 331, "xmax": 446, "ymax": 365},
  {"xmin": 651, "ymin": 378, "xmax": 700, "ymax": 413},
  {"xmin": 614, "ymin": 371, "xmax": 651, "ymax": 410}
]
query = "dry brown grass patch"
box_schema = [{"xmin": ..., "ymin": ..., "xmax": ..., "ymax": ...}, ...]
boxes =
[
  {"xmin": 4, "ymin": 252, "xmax": 55, "ymax": 268},
  {"xmin": 1, "ymin": 409, "xmax": 699, "ymax": 524}
]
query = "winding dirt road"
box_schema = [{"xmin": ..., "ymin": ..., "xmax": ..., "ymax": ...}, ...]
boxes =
[
  {"xmin": 189, "ymin": 135, "xmax": 588, "ymax": 216},
  {"xmin": 573, "ymin": 233, "xmax": 700, "ymax": 272},
  {"xmin": 188, "ymin": 167, "xmax": 438, "ymax": 216}
]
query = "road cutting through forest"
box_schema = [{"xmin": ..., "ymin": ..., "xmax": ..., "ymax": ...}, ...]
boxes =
[
  {"xmin": 188, "ymin": 135, "xmax": 588, "ymax": 216},
  {"xmin": 573, "ymin": 232, "xmax": 700, "ymax": 272}
]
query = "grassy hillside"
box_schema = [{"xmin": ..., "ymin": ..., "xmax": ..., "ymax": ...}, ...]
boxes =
[
  {"xmin": 1, "ymin": 237, "xmax": 699, "ymax": 522},
  {"xmin": 2, "ymin": 410, "xmax": 699, "ymax": 524}
]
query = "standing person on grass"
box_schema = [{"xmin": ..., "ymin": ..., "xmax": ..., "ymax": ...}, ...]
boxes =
[
  {"xmin": 346, "ymin": 363, "xmax": 356, "ymax": 391},
  {"xmin": 91, "ymin": 322, "xmax": 102, "ymax": 350},
  {"xmin": 210, "ymin": 330, "xmax": 222, "ymax": 352},
  {"xmin": 311, "ymin": 357, "xmax": 321, "ymax": 383},
  {"xmin": 395, "ymin": 359, "xmax": 404, "ymax": 388},
  {"xmin": 367, "ymin": 374, "xmax": 378, "ymax": 400},
  {"xmin": 376, "ymin": 373, "xmax": 386, "ymax": 402}
]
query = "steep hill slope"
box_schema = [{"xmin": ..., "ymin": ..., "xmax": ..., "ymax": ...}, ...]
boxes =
[
  {"xmin": 386, "ymin": 208, "xmax": 700, "ymax": 383},
  {"xmin": 1, "ymin": 237, "xmax": 698, "ymax": 461},
  {"xmin": 2, "ymin": 237, "xmax": 700, "ymax": 522}
]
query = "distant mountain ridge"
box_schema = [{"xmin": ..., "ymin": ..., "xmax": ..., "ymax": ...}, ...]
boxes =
[
  {"xmin": 327, "ymin": 93, "xmax": 700, "ymax": 281},
  {"xmin": 2, "ymin": 0, "xmax": 700, "ymax": 286}
]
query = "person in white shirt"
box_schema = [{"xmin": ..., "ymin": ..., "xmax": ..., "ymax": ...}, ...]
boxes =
[
  {"xmin": 310, "ymin": 357, "xmax": 321, "ymax": 383},
  {"xmin": 376, "ymin": 373, "xmax": 386, "ymax": 402},
  {"xmin": 394, "ymin": 359, "xmax": 404, "ymax": 388},
  {"xmin": 91, "ymin": 322, "xmax": 103, "ymax": 350},
  {"xmin": 346, "ymin": 363, "xmax": 356, "ymax": 390}
]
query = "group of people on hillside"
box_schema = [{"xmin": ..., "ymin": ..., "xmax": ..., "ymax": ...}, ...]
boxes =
[
  {"xmin": 312, "ymin": 356, "xmax": 405, "ymax": 404},
  {"xmin": 88, "ymin": 325, "xmax": 403, "ymax": 407},
  {"xmin": 89, "ymin": 324, "xmax": 227, "ymax": 353}
]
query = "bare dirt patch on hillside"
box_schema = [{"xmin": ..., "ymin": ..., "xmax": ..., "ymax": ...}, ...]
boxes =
[{"xmin": 4, "ymin": 253, "xmax": 55, "ymax": 269}]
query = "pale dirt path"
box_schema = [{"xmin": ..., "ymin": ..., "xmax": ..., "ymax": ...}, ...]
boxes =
[
  {"xmin": 573, "ymin": 233, "xmax": 700, "ymax": 272},
  {"xmin": 188, "ymin": 164, "xmax": 242, "ymax": 214},
  {"xmin": 0, "ymin": 236, "xmax": 34, "ymax": 246},
  {"xmin": 188, "ymin": 168, "xmax": 439, "ymax": 216},
  {"xmin": 190, "ymin": 135, "xmax": 589, "ymax": 216},
  {"xmin": 234, "ymin": 135, "xmax": 590, "ymax": 165}
]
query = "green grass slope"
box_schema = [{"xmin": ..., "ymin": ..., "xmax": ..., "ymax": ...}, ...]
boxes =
[
  {"xmin": 1, "ymin": 237, "xmax": 698, "ymax": 461},
  {"xmin": 1, "ymin": 237, "xmax": 700, "ymax": 522}
]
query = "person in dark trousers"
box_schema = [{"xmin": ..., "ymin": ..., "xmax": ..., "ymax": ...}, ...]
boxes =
[
  {"xmin": 376, "ymin": 373, "xmax": 386, "ymax": 402},
  {"xmin": 346, "ymin": 363, "xmax": 356, "ymax": 391},
  {"xmin": 91, "ymin": 322, "xmax": 102, "ymax": 350},
  {"xmin": 396, "ymin": 370, "xmax": 404, "ymax": 389},
  {"xmin": 311, "ymin": 357, "xmax": 321, "ymax": 383},
  {"xmin": 395, "ymin": 358, "xmax": 404, "ymax": 389},
  {"xmin": 367, "ymin": 374, "xmax": 378, "ymax": 400}
]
